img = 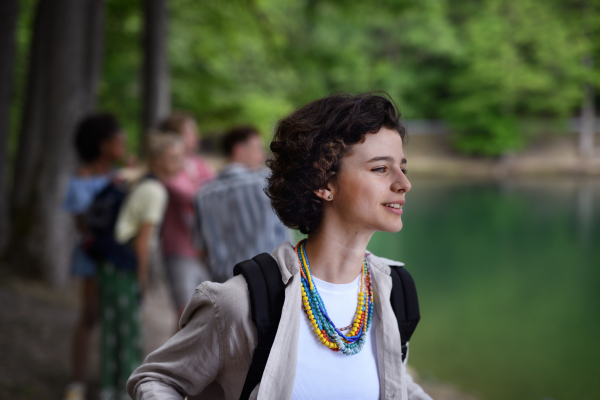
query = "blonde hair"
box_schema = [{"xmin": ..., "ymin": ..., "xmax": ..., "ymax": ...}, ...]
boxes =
[
  {"xmin": 159, "ymin": 111, "xmax": 195, "ymax": 136},
  {"xmin": 145, "ymin": 131, "xmax": 183, "ymax": 159}
]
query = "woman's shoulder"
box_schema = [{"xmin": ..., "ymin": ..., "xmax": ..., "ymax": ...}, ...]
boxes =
[
  {"xmin": 180, "ymin": 243, "xmax": 297, "ymax": 330},
  {"xmin": 67, "ymin": 173, "xmax": 110, "ymax": 186},
  {"xmin": 63, "ymin": 174, "xmax": 111, "ymax": 213},
  {"xmin": 191, "ymin": 155, "xmax": 216, "ymax": 177},
  {"xmin": 180, "ymin": 275, "xmax": 252, "ymax": 329},
  {"xmin": 132, "ymin": 177, "xmax": 167, "ymax": 197},
  {"xmin": 365, "ymin": 251, "xmax": 405, "ymax": 275}
]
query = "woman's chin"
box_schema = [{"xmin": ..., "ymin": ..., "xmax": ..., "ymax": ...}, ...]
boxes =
[{"xmin": 377, "ymin": 220, "xmax": 403, "ymax": 233}]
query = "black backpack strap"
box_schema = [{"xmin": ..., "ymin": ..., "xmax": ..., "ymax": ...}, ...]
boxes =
[
  {"xmin": 389, "ymin": 265, "xmax": 421, "ymax": 362},
  {"xmin": 233, "ymin": 253, "xmax": 285, "ymax": 400}
]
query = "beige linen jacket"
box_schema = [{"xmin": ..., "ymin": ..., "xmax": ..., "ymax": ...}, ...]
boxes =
[{"xmin": 127, "ymin": 242, "xmax": 433, "ymax": 400}]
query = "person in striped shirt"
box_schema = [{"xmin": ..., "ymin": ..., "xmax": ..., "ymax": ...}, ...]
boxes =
[{"xmin": 194, "ymin": 126, "xmax": 291, "ymax": 283}]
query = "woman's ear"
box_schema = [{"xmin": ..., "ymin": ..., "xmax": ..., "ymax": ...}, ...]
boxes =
[
  {"xmin": 314, "ymin": 175, "xmax": 338, "ymax": 201},
  {"xmin": 313, "ymin": 186, "xmax": 334, "ymax": 201}
]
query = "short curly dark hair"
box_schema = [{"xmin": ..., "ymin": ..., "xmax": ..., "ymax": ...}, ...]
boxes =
[
  {"xmin": 222, "ymin": 125, "xmax": 259, "ymax": 156},
  {"xmin": 266, "ymin": 93, "xmax": 406, "ymax": 234},
  {"xmin": 74, "ymin": 113, "xmax": 121, "ymax": 163}
]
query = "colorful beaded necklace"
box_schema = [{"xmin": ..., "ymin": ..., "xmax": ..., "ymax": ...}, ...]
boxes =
[{"xmin": 296, "ymin": 239, "xmax": 374, "ymax": 356}]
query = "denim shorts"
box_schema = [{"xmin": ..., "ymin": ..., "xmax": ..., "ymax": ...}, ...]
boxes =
[{"xmin": 70, "ymin": 244, "xmax": 97, "ymax": 278}]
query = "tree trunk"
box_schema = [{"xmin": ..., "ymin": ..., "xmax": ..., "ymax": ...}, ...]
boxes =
[
  {"xmin": 142, "ymin": 0, "xmax": 171, "ymax": 152},
  {"xmin": 579, "ymin": 0, "xmax": 597, "ymax": 157},
  {"xmin": 6, "ymin": 0, "xmax": 105, "ymax": 285},
  {"xmin": 0, "ymin": 0, "xmax": 19, "ymax": 252},
  {"xmin": 10, "ymin": 0, "xmax": 55, "ymax": 216},
  {"xmin": 579, "ymin": 77, "xmax": 596, "ymax": 157},
  {"xmin": 83, "ymin": 0, "xmax": 105, "ymax": 111}
]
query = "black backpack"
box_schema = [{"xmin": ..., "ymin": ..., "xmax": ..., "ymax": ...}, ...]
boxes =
[
  {"xmin": 233, "ymin": 253, "xmax": 421, "ymax": 400},
  {"xmin": 82, "ymin": 175, "xmax": 157, "ymax": 271}
]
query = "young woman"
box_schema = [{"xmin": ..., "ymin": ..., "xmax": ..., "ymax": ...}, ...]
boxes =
[
  {"xmin": 159, "ymin": 112, "xmax": 215, "ymax": 323},
  {"xmin": 63, "ymin": 114, "xmax": 126, "ymax": 400},
  {"xmin": 127, "ymin": 93, "xmax": 432, "ymax": 400},
  {"xmin": 99, "ymin": 133, "xmax": 185, "ymax": 400}
]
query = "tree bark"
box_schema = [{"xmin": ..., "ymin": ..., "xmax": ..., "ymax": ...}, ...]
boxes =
[
  {"xmin": 11, "ymin": 0, "xmax": 55, "ymax": 215},
  {"xmin": 6, "ymin": 0, "xmax": 105, "ymax": 285},
  {"xmin": 0, "ymin": 0, "xmax": 19, "ymax": 252},
  {"xmin": 142, "ymin": 0, "xmax": 171, "ymax": 152}
]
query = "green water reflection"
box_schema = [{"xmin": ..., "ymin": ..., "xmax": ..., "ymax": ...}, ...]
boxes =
[{"xmin": 367, "ymin": 178, "xmax": 600, "ymax": 400}]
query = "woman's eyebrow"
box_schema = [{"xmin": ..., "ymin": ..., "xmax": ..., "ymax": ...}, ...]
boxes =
[
  {"xmin": 367, "ymin": 156, "xmax": 393, "ymax": 163},
  {"xmin": 366, "ymin": 156, "xmax": 408, "ymax": 164}
]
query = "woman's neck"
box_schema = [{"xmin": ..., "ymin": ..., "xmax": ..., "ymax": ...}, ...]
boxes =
[
  {"xmin": 78, "ymin": 158, "xmax": 112, "ymax": 176},
  {"xmin": 150, "ymin": 167, "xmax": 168, "ymax": 182},
  {"xmin": 304, "ymin": 221, "xmax": 373, "ymax": 284}
]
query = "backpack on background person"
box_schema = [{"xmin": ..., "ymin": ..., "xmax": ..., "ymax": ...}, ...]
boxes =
[{"xmin": 82, "ymin": 175, "xmax": 157, "ymax": 271}]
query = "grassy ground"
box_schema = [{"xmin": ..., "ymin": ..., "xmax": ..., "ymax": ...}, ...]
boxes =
[
  {"xmin": 0, "ymin": 277, "xmax": 80, "ymax": 399},
  {"xmin": 0, "ymin": 275, "xmax": 176, "ymax": 400}
]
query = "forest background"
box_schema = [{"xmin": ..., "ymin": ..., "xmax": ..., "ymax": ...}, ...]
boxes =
[{"xmin": 1, "ymin": 0, "xmax": 600, "ymax": 285}]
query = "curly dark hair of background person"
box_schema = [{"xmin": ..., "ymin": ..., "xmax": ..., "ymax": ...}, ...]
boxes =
[
  {"xmin": 266, "ymin": 92, "xmax": 407, "ymax": 234},
  {"xmin": 74, "ymin": 113, "xmax": 122, "ymax": 163}
]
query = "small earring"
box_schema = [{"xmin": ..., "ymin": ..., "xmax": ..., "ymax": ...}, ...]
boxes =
[{"xmin": 328, "ymin": 195, "xmax": 332, "ymax": 200}]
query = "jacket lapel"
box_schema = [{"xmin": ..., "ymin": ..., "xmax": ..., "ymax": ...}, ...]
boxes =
[
  {"xmin": 368, "ymin": 254, "xmax": 406, "ymax": 400},
  {"xmin": 255, "ymin": 242, "xmax": 302, "ymax": 400}
]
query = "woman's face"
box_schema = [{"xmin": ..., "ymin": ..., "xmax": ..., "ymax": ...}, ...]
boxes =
[
  {"xmin": 157, "ymin": 143, "xmax": 185, "ymax": 178},
  {"xmin": 181, "ymin": 120, "xmax": 199, "ymax": 154},
  {"xmin": 100, "ymin": 131, "xmax": 126, "ymax": 162},
  {"xmin": 234, "ymin": 134, "xmax": 266, "ymax": 169},
  {"xmin": 327, "ymin": 127, "xmax": 411, "ymax": 234}
]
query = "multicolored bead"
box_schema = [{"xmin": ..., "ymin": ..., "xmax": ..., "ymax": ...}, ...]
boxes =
[{"xmin": 296, "ymin": 240, "xmax": 374, "ymax": 356}]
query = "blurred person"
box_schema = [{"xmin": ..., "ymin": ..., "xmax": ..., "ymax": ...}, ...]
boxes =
[
  {"xmin": 159, "ymin": 112, "xmax": 215, "ymax": 324},
  {"xmin": 127, "ymin": 94, "xmax": 431, "ymax": 400},
  {"xmin": 193, "ymin": 126, "xmax": 290, "ymax": 283},
  {"xmin": 97, "ymin": 133, "xmax": 184, "ymax": 400},
  {"xmin": 63, "ymin": 114, "xmax": 126, "ymax": 400}
]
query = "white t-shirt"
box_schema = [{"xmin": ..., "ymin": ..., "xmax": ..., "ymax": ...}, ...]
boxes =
[
  {"xmin": 115, "ymin": 179, "xmax": 167, "ymax": 245},
  {"xmin": 292, "ymin": 274, "xmax": 379, "ymax": 399}
]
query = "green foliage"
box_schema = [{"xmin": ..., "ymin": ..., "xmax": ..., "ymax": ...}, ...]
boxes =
[
  {"xmin": 443, "ymin": 0, "xmax": 589, "ymax": 156},
  {"xmin": 451, "ymin": 114, "xmax": 522, "ymax": 156},
  {"xmin": 99, "ymin": 0, "xmax": 143, "ymax": 152},
  {"xmin": 166, "ymin": 0, "xmax": 465, "ymax": 136},
  {"xmin": 12, "ymin": 0, "xmax": 600, "ymax": 156},
  {"xmin": 9, "ymin": 0, "xmax": 37, "ymax": 156},
  {"xmin": 167, "ymin": 0, "xmax": 599, "ymax": 155}
]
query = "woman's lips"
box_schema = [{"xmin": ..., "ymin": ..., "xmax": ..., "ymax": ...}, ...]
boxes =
[{"xmin": 382, "ymin": 203, "xmax": 403, "ymax": 215}]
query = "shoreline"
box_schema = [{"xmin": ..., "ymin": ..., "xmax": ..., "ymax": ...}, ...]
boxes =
[
  {"xmin": 406, "ymin": 154, "xmax": 600, "ymax": 178},
  {"xmin": 200, "ymin": 132, "xmax": 600, "ymax": 178},
  {"xmin": 403, "ymin": 132, "xmax": 600, "ymax": 178}
]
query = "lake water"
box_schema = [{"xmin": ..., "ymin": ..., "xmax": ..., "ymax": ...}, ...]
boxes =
[{"xmin": 366, "ymin": 178, "xmax": 600, "ymax": 400}]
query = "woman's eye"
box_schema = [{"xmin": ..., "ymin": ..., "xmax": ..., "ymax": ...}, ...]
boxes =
[
  {"xmin": 372, "ymin": 167, "xmax": 387, "ymax": 173},
  {"xmin": 401, "ymin": 168, "xmax": 408, "ymax": 175}
]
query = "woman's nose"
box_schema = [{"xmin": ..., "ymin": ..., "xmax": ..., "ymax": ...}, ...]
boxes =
[{"xmin": 391, "ymin": 172, "xmax": 411, "ymax": 193}]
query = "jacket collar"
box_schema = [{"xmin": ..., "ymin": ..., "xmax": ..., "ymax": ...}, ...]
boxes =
[
  {"xmin": 271, "ymin": 241, "xmax": 299, "ymax": 285},
  {"xmin": 218, "ymin": 162, "xmax": 249, "ymax": 179},
  {"xmin": 366, "ymin": 252, "xmax": 405, "ymax": 276},
  {"xmin": 219, "ymin": 163, "xmax": 270, "ymax": 179},
  {"xmin": 272, "ymin": 241, "xmax": 405, "ymax": 283}
]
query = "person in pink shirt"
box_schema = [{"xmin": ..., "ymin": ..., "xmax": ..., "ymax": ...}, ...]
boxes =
[{"xmin": 159, "ymin": 112, "xmax": 216, "ymax": 323}]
